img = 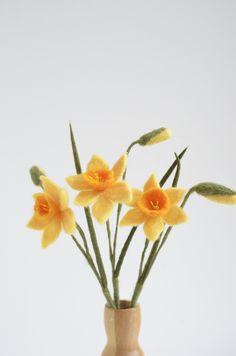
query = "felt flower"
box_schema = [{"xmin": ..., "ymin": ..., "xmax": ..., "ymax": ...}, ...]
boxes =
[
  {"xmin": 27, "ymin": 177, "xmax": 76, "ymax": 248},
  {"xmin": 67, "ymin": 154, "xmax": 132, "ymax": 224},
  {"xmin": 120, "ymin": 174, "xmax": 187, "ymax": 241}
]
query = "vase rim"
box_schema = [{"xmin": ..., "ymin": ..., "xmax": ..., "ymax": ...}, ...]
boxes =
[{"xmin": 105, "ymin": 300, "xmax": 140, "ymax": 310}]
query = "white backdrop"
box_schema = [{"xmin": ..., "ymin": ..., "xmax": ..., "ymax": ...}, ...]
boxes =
[{"xmin": 0, "ymin": 0, "xmax": 236, "ymax": 355}]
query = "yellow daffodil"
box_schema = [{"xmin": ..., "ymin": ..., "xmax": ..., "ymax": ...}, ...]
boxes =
[
  {"xmin": 67, "ymin": 154, "xmax": 132, "ymax": 224},
  {"xmin": 27, "ymin": 177, "xmax": 76, "ymax": 248},
  {"xmin": 120, "ymin": 174, "xmax": 188, "ymax": 241}
]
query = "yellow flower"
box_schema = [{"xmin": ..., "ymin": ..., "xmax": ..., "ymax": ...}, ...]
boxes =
[
  {"xmin": 27, "ymin": 177, "xmax": 76, "ymax": 248},
  {"xmin": 67, "ymin": 154, "xmax": 132, "ymax": 224},
  {"xmin": 120, "ymin": 174, "xmax": 187, "ymax": 241}
]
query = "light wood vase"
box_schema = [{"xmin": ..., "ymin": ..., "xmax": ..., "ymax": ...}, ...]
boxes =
[{"xmin": 101, "ymin": 300, "xmax": 144, "ymax": 356}]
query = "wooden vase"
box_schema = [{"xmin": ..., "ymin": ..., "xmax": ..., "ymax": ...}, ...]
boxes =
[{"xmin": 101, "ymin": 300, "xmax": 144, "ymax": 356}]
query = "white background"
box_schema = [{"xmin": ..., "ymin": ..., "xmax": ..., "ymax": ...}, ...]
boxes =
[{"xmin": 0, "ymin": 0, "xmax": 236, "ymax": 355}]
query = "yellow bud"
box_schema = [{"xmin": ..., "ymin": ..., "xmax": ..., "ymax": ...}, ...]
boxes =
[
  {"xmin": 138, "ymin": 128, "xmax": 172, "ymax": 146},
  {"xmin": 30, "ymin": 166, "xmax": 46, "ymax": 186}
]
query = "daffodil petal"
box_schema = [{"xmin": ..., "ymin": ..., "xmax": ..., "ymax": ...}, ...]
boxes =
[
  {"xmin": 143, "ymin": 174, "xmax": 159, "ymax": 192},
  {"xmin": 128, "ymin": 188, "xmax": 143, "ymax": 207},
  {"xmin": 74, "ymin": 190, "xmax": 99, "ymax": 206},
  {"xmin": 120, "ymin": 208, "xmax": 146, "ymax": 226},
  {"xmin": 40, "ymin": 176, "xmax": 60, "ymax": 203},
  {"xmin": 92, "ymin": 195, "xmax": 114, "ymax": 224},
  {"xmin": 112, "ymin": 154, "xmax": 127, "ymax": 181},
  {"xmin": 105, "ymin": 181, "xmax": 131, "ymax": 203},
  {"xmin": 62, "ymin": 208, "xmax": 76, "ymax": 234},
  {"xmin": 143, "ymin": 217, "xmax": 164, "ymax": 241},
  {"xmin": 164, "ymin": 206, "xmax": 188, "ymax": 225},
  {"xmin": 41, "ymin": 217, "xmax": 61, "ymax": 248},
  {"xmin": 27, "ymin": 214, "xmax": 52, "ymax": 230},
  {"xmin": 87, "ymin": 155, "xmax": 109, "ymax": 171},
  {"xmin": 165, "ymin": 188, "xmax": 186, "ymax": 205},
  {"xmin": 59, "ymin": 189, "xmax": 69, "ymax": 211},
  {"xmin": 66, "ymin": 175, "xmax": 91, "ymax": 190}
]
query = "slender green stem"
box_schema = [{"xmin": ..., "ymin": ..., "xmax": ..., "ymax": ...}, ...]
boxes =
[
  {"xmin": 107, "ymin": 219, "xmax": 120, "ymax": 308},
  {"xmin": 106, "ymin": 220, "xmax": 113, "ymax": 266},
  {"xmin": 71, "ymin": 234, "xmax": 100, "ymax": 282},
  {"xmin": 144, "ymin": 227, "xmax": 172, "ymax": 283},
  {"xmin": 112, "ymin": 204, "xmax": 122, "ymax": 269},
  {"xmin": 138, "ymin": 239, "xmax": 149, "ymax": 278},
  {"xmin": 144, "ymin": 188, "xmax": 195, "ymax": 281},
  {"xmin": 115, "ymin": 227, "xmax": 137, "ymax": 277},
  {"xmin": 76, "ymin": 222, "xmax": 90, "ymax": 255},
  {"xmin": 112, "ymin": 140, "xmax": 139, "ymax": 266},
  {"xmin": 111, "ymin": 140, "xmax": 139, "ymax": 307},
  {"xmin": 130, "ymin": 147, "xmax": 189, "ymax": 306},
  {"xmin": 71, "ymin": 235, "xmax": 115, "ymax": 308},
  {"xmin": 84, "ymin": 207, "xmax": 108, "ymax": 287},
  {"xmin": 130, "ymin": 236, "xmax": 162, "ymax": 307},
  {"xmin": 126, "ymin": 140, "xmax": 139, "ymax": 155},
  {"xmin": 69, "ymin": 124, "xmax": 110, "ymax": 294},
  {"xmin": 181, "ymin": 187, "xmax": 195, "ymax": 208},
  {"xmin": 130, "ymin": 186, "xmax": 195, "ymax": 307},
  {"xmin": 112, "ymin": 276, "xmax": 120, "ymax": 309}
]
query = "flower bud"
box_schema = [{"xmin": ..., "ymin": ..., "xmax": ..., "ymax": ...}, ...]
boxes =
[
  {"xmin": 138, "ymin": 128, "xmax": 172, "ymax": 146},
  {"xmin": 29, "ymin": 166, "xmax": 46, "ymax": 187},
  {"xmin": 194, "ymin": 182, "xmax": 236, "ymax": 204}
]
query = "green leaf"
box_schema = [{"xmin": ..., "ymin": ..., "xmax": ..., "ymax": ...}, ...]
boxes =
[
  {"xmin": 160, "ymin": 147, "xmax": 188, "ymax": 187},
  {"xmin": 69, "ymin": 123, "xmax": 82, "ymax": 174}
]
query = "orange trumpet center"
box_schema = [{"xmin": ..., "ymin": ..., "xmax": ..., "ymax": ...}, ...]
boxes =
[
  {"xmin": 138, "ymin": 189, "xmax": 170, "ymax": 217},
  {"xmin": 34, "ymin": 196, "xmax": 50, "ymax": 216},
  {"xmin": 83, "ymin": 169, "xmax": 115, "ymax": 191}
]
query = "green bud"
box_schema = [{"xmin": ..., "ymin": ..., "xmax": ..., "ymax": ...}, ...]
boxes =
[
  {"xmin": 193, "ymin": 182, "xmax": 236, "ymax": 205},
  {"xmin": 30, "ymin": 166, "xmax": 46, "ymax": 187},
  {"xmin": 138, "ymin": 128, "xmax": 172, "ymax": 146}
]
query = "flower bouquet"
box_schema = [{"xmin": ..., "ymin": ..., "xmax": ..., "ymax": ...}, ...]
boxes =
[{"xmin": 27, "ymin": 125, "xmax": 236, "ymax": 355}]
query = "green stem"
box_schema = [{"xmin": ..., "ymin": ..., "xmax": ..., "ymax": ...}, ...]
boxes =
[
  {"xmin": 84, "ymin": 207, "xmax": 108, "ymax": 287},
  {"xmin": 71, "ymin": 234, "xmax": 101, "ymax": 282},
  {"xmin": 181, "ymin": 187, "xmax": 195, "ymax": 208},
  {"xmin": 130, "ymin": 236, "xmax": 162, "ymax": 307},
  {"xmin": 130, "ymin": 281, "xmax": 143, "ymax": 308},
  {"xmin": 76, "ymin": 222, "xmax": 90, "ymax": 255},
  {"xmin": 112, "ymin": 276, "xmax": 120, "ymax": 308},
  {"xmin": 111, "ymin": 140, "xmax": 139, "ymax": 307},
  {"xmin": 130, "ymin": 187, "xmax": 195, "ymax": 307},
  {"xmin": 138, "ymin": 239, "xmax": 149, "ymax": 278},
  {"xmin": 114, "ymin": 227, "xmax": 137, "ymax": 277},
  {"xmin": 71, "ymin": 235, "xmax": 115, "ymax": 308},
  {"xmin": 112, "ymin": 204, "xmax": 122, "ymax": 270},
  {"xmin": 126, "ymin": 140, "xmax": 139, "ymax": 155},
  {"xmin": 106, "ymin": 220, "xmax": 113, "ymax": 266},
  {"xmin": 69, "ymin": 124, "xmax": 110, "ymax": 293}
]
